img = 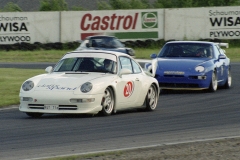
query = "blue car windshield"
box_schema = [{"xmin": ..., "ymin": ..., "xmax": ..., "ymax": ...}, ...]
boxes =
[{"xmin": 158, "ymin": 43, "xmax": 213, "ymax": 58}]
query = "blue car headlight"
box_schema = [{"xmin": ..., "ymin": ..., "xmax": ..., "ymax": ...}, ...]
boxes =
[
  {"xmin": 195, "ymin": 66, "xmax": 205, "ymax": 72},
  {"xmin": 22, "ymin": 80, "xmax": 34, "ymax": 91},
  {"xmin": 80, "ymin": 82, "xmax": 93, "ymax": 93}
]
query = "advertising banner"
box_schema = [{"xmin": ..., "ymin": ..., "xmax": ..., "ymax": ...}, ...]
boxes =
[
  {"xmin": 0, "ymin": 12, "xmax": 60, "ymax": 44},
  {"xmin": 1, "ymin": 6, "xmax": 240, "ymax": 45},
  {"xmin": 165, "ymin": 6, "xmax": 240, "ymax": 40},
  {"xmin": 61, "ymin": 9, "xmax": 164, "ymax": 42},
  {"xmin": 208, "ymin": 7, "xmax": 240, "ymax": 39},
  {"xmin": 0, "ymin": 13, "xmax": 32, "ymax": 44}
]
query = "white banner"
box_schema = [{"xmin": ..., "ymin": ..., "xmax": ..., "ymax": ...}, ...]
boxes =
[
  {"xmin": 165, "ymin": 6, "xmax": 240, "ymax": 40},
  {"xmin": 0, "ymin": 12, "xmax": 60, "ymax": 44},
  {"xmin": 61, "ymin": 9, "xmax": 164, "ymax": 42}
]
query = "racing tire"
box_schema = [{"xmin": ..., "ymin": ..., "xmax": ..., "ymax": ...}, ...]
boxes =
[
  {"xmin": 208, "ymin": 70, "xmax": 218, "ymax": 92},
  {"xmin": 26, "ymin": 112, "xmax": 43, "ymax": 118},
  {"xmin": 223, "ymin": 68, "xmax": 232, "ymax": 89},
  {"xmin": 100, "ymin": 87, "xmax": 115, "ymax": 116},
  {"xmin": 145, "ymin": 84, "xmax": 158, "ymax": 111}
]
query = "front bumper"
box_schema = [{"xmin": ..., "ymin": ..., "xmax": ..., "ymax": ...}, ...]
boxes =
[
  {"xmin": 19, "ymin": 91, "xmax": 104, "ymax": 114},
  {"xmin": 156, "ymin": 71, "xmax": 212, "ymax": 90}
]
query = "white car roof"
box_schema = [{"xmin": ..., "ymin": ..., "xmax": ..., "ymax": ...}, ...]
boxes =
[{"xmin": 62, "ymin": 50, "xmax": 131, "ymax": 61}]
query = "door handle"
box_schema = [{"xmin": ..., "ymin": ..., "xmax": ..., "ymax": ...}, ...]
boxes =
[{"xmin": 135, "ymin": 78, "xmax": 139, "ymax": 81}]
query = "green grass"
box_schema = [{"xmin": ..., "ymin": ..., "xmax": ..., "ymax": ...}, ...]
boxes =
[{"xmin": 0, "ymin": 68, "xmax": 44, "ymax": 107}]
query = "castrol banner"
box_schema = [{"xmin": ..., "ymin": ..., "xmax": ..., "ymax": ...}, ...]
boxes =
[
  {"xmin": 61, "ymin": 9, "xmax": 164, "ymax": 42},
  {"xmin": 0, "ymin": 12, "xmax": 60, "ymax": 44}
]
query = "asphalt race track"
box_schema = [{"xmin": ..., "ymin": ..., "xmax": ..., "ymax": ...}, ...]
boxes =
[{"xmin": 0, "ymin": 63, "xmax": 240, "ymax": 160}]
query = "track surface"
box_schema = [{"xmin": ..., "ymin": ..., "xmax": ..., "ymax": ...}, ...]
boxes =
[{"xmin": 0, "ymin": 63, "xmax": 240, "ymax": 160}]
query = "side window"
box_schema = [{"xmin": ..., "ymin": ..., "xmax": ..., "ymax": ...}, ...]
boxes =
[
  {"xmin": 131, "ymin": 60, "xmax": 142, "ymax": 73},
  {"xmin": 119, "ymin": 56, "xmax": 133, "ymax": 73}
]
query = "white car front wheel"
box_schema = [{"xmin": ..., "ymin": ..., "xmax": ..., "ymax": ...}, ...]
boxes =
[{"xmin": 100, "ymin": 87, "xmax": 115, "ymax": 116}]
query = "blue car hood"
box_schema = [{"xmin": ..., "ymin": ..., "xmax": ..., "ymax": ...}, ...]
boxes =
[{"xmin": 156, "ymin": 58, "xmax": 210, "ymax": 70}]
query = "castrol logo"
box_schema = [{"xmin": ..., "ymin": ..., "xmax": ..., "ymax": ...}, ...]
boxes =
[
  {"xmin": 80, "ymin": 13, "xmax": 138, "ymax": 31},
  {"xmin": 141, "ymin": 12, "xmax": 158, "ymax": 28},
  {"xmin": 123, "ymin": 81, "xmax": 134, "ymax": 97}
]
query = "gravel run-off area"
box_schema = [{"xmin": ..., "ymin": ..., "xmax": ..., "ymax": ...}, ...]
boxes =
[{"xmin": 65, "ymin": 137, "xmax": 240, "ymax": 160}]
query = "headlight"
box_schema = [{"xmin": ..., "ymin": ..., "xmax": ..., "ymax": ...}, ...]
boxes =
[
  {"xmin": 80, "ymin": 82, "xmax": 93, "ymax": 93},
  {"xmin": 195, "ymin": 66, "xmax": 205, "ymax": 72},
  {"xmin": 22, "ymin": 80, "xmax": 34, "ymax": 91}
]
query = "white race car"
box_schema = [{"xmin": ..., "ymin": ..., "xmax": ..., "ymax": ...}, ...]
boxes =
[{"xmin": 19, "ymin": 50, "xmax": 160, "ymax": 117}]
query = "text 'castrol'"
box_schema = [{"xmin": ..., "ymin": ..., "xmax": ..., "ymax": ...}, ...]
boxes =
[{"xmin": 80, "ymin": 13, "xmax": 138, "ymax": 31}]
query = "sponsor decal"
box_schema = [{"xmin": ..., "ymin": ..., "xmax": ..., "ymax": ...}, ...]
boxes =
[
  {"xmin": 123, "ymin": 81, "xmax": 134, "ymax": 97},
  {"xmin": 141, "ymin": 12, "xmax": 158, "ymax": 29},
  {"xmin": 208, "ymin": 9, "xmax": 240, "ymax": 38},
  {"xmin": 37, "ymin": 84, "xmax": 77, "ymax": 91}
]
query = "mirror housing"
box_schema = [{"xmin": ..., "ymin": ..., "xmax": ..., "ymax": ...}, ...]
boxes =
[
  {"xmin": 86, "ymin": 43, "xmax": 90, "ymax": 48},
  {"xmin": 150, "ymin": 54, "xmax": 157, "ymax": 59},
  {"xmin": 45, "ymin": 66, "xmax": 53, "ymax": 73},
  {"xmin": 219, "ymin": 54, "xmax": 226, "ymax": 59},
  {"xmin": 119, "ymin": 68, "xmax": 132, "ymax": 77}
]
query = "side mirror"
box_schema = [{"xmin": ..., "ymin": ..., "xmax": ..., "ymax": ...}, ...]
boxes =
[
  {"xmin": 150, "ymin": 54, "xmax": 157, "ymax": 59},
  {"xmin": 86, "ymin": 43, "xmax": 90, "ymax": 48},
  {"xmin": 45, "ymin": 66, "xmax": 53, "ymax": 73},
  {"xmin": 219, "ymin": 54, "xmax": 226, "ymax": 59},
  {"xmin": 119, "ymin": 68, "xmax": 132, "ymax": 77}
]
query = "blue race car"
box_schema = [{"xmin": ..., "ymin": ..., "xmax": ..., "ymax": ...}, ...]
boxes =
[
  {"xmin": 75, "ymin": 35, "xmax": 135, "ymax": 56},
  {"xmin": 145, "ymin": 41, "xmax": 231, "ymax": 92}
]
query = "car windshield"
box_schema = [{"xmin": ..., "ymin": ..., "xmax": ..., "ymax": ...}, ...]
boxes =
[
  {"xmin": 158, "ymin": 43, "xmax": 213, "ymax": 58},
  {"xmin": 88, "ymin": 37, "xmax": 124, "ymax": 48},
  {"xmin": 53, "ymin": 54, "xmax": 117, "ymax": 74}
]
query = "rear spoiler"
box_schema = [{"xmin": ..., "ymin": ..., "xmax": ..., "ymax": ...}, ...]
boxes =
[{"xmin": 215, "ymin": 43, "xmax": 229, "ymax": 48}]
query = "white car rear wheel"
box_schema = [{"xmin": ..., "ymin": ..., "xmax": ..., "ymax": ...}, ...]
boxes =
[{"xmin": 100, "ymin": 87, "xmax": 114, "ymax": 116}]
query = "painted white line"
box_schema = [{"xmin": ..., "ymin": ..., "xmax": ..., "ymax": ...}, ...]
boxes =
[{"xmin": 23, "ymin": 135, "xmax": 240, "ymax": 160}]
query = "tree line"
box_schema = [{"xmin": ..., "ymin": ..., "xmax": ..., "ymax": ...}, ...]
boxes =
[{"xmin": 0, "ymin": 0, "xmax": 240, "ymax": 12}]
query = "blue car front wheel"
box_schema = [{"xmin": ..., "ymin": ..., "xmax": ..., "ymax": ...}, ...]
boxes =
[{"xmin": 208, "ymin": 70, "xmax": 218, "ymax": 92}]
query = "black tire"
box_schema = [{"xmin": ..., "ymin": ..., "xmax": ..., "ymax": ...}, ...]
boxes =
[
  {"xmin": 26, "ymin": 112, "xmax": 43, "ymax": 118},
  {"xmin": 208, "ymin": 70, "xmax": 218, "ymax": 92},
  {"xmin": 223, "ymin": 68, "xmax": 232, "ymax": 89},
  {"xmin": 100, "ymin": 87, "xmax": 115, "ymax": 116},
  {"xmin": 145, "ymin": 84, "xmax": 158, "ymax": 111}
]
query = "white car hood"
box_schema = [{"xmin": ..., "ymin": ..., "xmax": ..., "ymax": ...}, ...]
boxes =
[{"xmin": 34, "ymin": 72, "xmax": 110, "ymax": 91}]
